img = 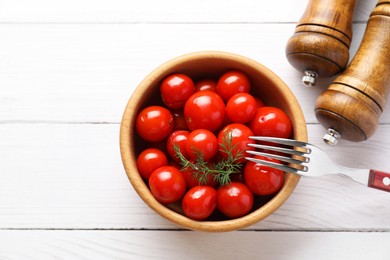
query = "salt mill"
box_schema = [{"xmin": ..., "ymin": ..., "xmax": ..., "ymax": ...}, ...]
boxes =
[
  {"xmin": 285, "ymin": 0, "xmax": 357, "ymax": 86},
  {"xmin": 315, "ymin": 0, "xmax": 390, "ymax": 145}
]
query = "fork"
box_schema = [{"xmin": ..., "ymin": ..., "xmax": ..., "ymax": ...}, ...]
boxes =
[{"xmin": 245, "ymin": 136, "xmax": 390, "ymax": 193}]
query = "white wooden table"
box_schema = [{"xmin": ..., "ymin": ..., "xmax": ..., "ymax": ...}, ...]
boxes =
[{"xmin": 1, "ymin": 0, "xmax": 389, "ymax": 259}]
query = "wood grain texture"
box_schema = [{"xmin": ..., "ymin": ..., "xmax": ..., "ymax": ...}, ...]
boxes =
[
  {"xmin": 119, "ymin": 51, "xmax": 307, "ymax": 232},
  {"xmin": 0, "ymin": 0, "xmax": 389, "ymax": 258},
  {"xmin": 0, "ymin": 124, "xmax": 389, "ymax": 230},
  {"xmin": 315, "ymin": 0, "xmax": 390, "ymax": 142},
  {"xmin": 1, "ymin": 23, "xmax": 389, "ymax": 124},
  {"xmin": 0, "ymin": 0, "xmax": 376, "ymax": 23},
  {"xmin": 286, "ymin": 0, "xmax": 357, "ymax": 79},
  {"xmin": 0, "ymin": 230, "xmax": 389, "ymax": 260}
]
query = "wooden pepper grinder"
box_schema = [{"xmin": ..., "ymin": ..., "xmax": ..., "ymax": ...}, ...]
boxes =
[
  {"xmin": 286, "ymin": 0, "xmax": 357, "ymax": 86},
  {"xmin": 315, "ymin": 0, "xmax": 390, "ymax": 145}
]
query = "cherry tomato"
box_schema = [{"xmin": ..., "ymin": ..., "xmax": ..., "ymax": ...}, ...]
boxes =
[
  {"xmin": 182, "ymin": 186, "xmax": 217, "ymax": 220},
  {"xmin": 249, "ymin": 106, "xmax": 292, "ymax": 139},
  {"xmin": 186, "ymin": 129, "xmax": 218, "ymax": 161},
  {"xmin": 217, "ymin": 182, "xmax": 254, "ymax": 218},
  {"xmin": 225, "ymin": 93, "xmax": 257, "ymax": 123},
  {"xmin": 216, "ymin": 70, "xmax": 251, "ymax": 102},
  {"xmin": 149, "ymin": 166, "xmax": 186, "ymax": 204},
  {"xmin": 244, "ymin": 156, "xmax": 284, "ymax": 195},
  {"xmin": 184, "ymin": 90, "xmax": 225, "ymax": 132},
  {"xmin": 195, "ymin": 79, "xmax": 217, "ymax": 92},
  {"xmin": 166, "ymin": 130, "xmax": 190, "ymax": 162},
  {"xmin": 170, "ymin": 160, "xmax": 217, "ymax": 187},
  {"xmin": 181, "ymin": 167, "xmax": 217, "ymax": 188},
  {"xmin": 217, "ymin": 123, "xmax": 255, "ymax": 163},
  {"xmin": 160, "ymin": 74, "xmax": 195, "ymax": 109},
  {"xmin": 181, "ymin": 168, "xmax": 200, "ymax": 188},
  {"xmin": 135, "ymin": 106, "xmax": 174, "ymax": 142},
  {"xmin": 136, "ymin": 148, "xmax": 168, "ymax": 180}
]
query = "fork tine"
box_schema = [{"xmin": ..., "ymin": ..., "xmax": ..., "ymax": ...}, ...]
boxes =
[
  {"xmin": 246, "ymin": 150, "xmax": 308, "ymax": 165},
  {"xmin": 247, "ymin": 143, "xmax": 308, "ymax": 157},
  {"xmin": 245, "ymin": 157, "xmax": 302, "ymax": 174},
  {"xmin": 249, "ymin": 136, "xmax": 309, "ymax": 148}
]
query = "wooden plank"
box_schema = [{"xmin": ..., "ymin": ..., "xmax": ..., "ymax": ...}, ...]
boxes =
[
  {"xmin": 0, "ymin": 0, "xmax": 376, "ymax": 23},
  {"xmin": 1, "ymin": 23, "xmax": 389, "ymax": 124},
  {"xmin": 0, "ymin": 123, "xmax": 389, "ymax": 230},
  {"xmin": 0, "ymin": 0, "xmax": 386, "ymax": 258},
  {"xmin": 0, "ymin": 230, "xmax": 389, "ymax": 259}
]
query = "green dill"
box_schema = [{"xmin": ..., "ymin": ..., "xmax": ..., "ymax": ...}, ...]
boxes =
[{"xmin": 173, "ymin": 132, "xmax": 244, "ymax": 186}]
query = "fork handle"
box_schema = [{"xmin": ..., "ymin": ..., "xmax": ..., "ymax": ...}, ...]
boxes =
[{"xmin": 368, "ymin": 170, "xmax": 390, "ymax": 192}]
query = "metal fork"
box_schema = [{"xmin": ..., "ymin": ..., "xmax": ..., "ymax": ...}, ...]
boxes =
[{"xmin": 245, "ymin": 136, "xmax": 390, "ymax": 193}]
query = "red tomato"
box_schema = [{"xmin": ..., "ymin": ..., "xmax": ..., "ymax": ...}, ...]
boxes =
[
  {"xmin": 181, "ymin": 168, "xmax": 200, "ymax": 188},
  {"xmin": 217, "ymin": 182, "xmax": 254, "ymax": 218},
  {"xmin": 160, "ymin": 74, "xmax": 195, "ymax": 109},
  {"xmin": 216, "ymin": 70, "xmax": 251, "ymax": 102},
  {"xmin": 135, "ymin": 106, "xmax": 174, "ymax": 142},
  {"xmin": 186, "ymin": 129, "xmax": 218, "ymax": 161},
  {"xmin": 149, "ymin": 166, "xmax": 186, "ymax": 204},
  {"xmin": 195, "ymin": 79, "xmax": 217, "ymax": 92},
  {"xmin": 184, "ymin": 90, "xmax": 225, "ymax": 132},
  {"xmin": 225, "ymin": 93, "xmax": 257, "ymax": 123},
  {"xmin": 136, "ymin": 148, "xmax": 168, "ymax": 180},
  {"xmin": 249, "ymin": 107, "xmax": 292, "ymax": 139},
  {"xmin": 244, "ymin": 156, "xmax": 284, "ymax": 195},
  {"xmin": 182, "ymin": 186, "xmax": 217, "ymax": 220},
  {"xmin": 181, "ymin": 167, "xmax": 217, "ymax": 188},
  {"xmin": 166, "ymin": 130, "xmax": 190, "ymax": 162},
  {"xmin": 217, "ymin": 123, "xmax": 255, "ymax": 163}
]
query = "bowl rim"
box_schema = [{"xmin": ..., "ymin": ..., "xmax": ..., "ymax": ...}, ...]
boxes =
[{"xmin": 120, "ymin": 50, "xmax": 307, "ymax": 232}]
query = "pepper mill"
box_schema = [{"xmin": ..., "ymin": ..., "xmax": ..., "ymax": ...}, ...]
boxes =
[
  {"xmin": 315, "ymin": 0, "xmax": 390, "ymax": 145},
  {"xmin": 286, "ymin": 0, "xmax": 357, "ymax": 86}
]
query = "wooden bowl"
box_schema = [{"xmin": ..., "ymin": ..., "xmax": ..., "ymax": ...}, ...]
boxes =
[{"xmin": 120, "ymin": 51, "xmax": 307, "ymax": 232}]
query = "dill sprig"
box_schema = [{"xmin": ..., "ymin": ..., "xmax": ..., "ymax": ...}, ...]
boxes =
[{"xmin": 173, "ymin": 132, "xmax": 244, "ymax": 186}]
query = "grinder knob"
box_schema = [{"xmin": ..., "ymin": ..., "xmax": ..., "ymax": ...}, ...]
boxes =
[
  {"xmin": 286, "ymin": 0, "xmax": 357, "ymax": 86},
  {"xmin": 315, "ymin": 0, "xmax": 390, "ymax": 143}
]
